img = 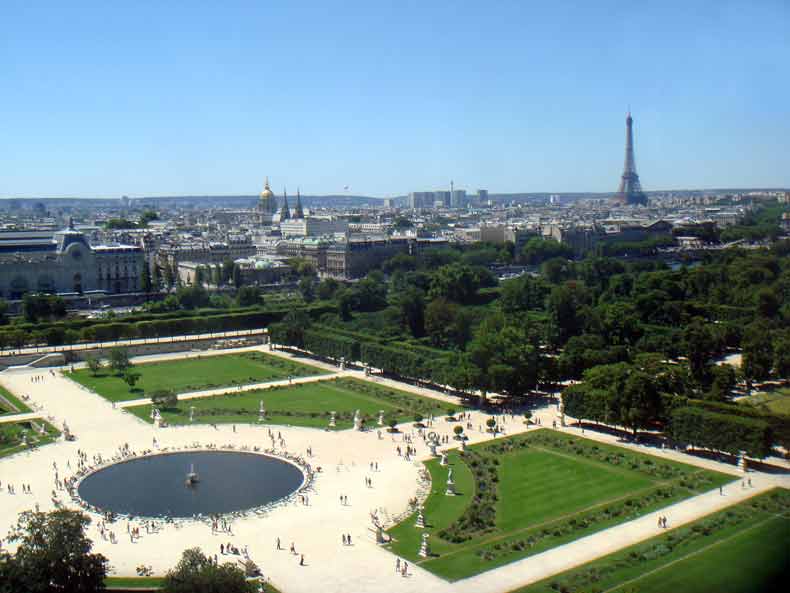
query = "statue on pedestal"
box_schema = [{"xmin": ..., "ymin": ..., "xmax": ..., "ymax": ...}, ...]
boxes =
[
  {"xmin": 418, "ymin": 532, "xmax": 430, "ymax": 558},
  {"xmin": 445, "ymin": 467, "xmax": 455, "ymax": 496},
  {"xmin": 415, "ymin": 506, "xmax": 425, "ymax": 528}
]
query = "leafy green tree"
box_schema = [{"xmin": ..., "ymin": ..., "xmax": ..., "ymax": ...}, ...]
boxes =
[
  {"xmin": 123, "ymin": 371, "xmax": 141, "ymax": 391},
  {"xmin": 22, "ymin": 294, "xmax": 65, "ymax": 322},
  {"xmin": 546, "ymin": 282, "xmax": 591, "ymax": 347},
  {"xmin": 707, "ymin": 364, "xmax": 737, "ymax": 401},
  {"xmin": 541, "ymin": 257, "xmax": 575, "ymax": 284},
  {"xmin": 683, "ymin": 319, "xmax": 717, "ymax": 384},
  {"xmin": 773, "ymin": 331, "xmax": 790, "ymax": 379},
  {"xmin": 1, "ymin": 509, "xmax": 108, "ymax": 593},
  {"xmin": 152, "ymin": 263, "xmax": 162, "ymax": 290},
  {"xmin": 317, "ymin": 277, "xmax": 341, "ymax": 300},
  {"xmin": 272, "ymin": 310, "xmax": 311, "ymax": 349},
  {"xmin": 429, "ymin": 263, "xmax": 481, "ymax": 304},
  {"xmin": 499, "ymin": 275, "xmax": 551, "ymax": 313},
  {"xmin": 299, "ymin": 277, "xmax": 316, "ymax": 303},
  {"xmin": 236, "ymin": 286, "xmax": 261, "ymax": 307},
  {"xmin": 161, "ymin": 547, "xmax": 255, "ymax": 593},
  {"xmin": 383, "ymin": 253, "xmax": 417, "ymax": 274},
  {"xmin": 396, "ymin": 287, "xmax": 425, "ymax": 338},
  {"xmin": 425, "ymin": 298, "xmax": 457, "ymax": 347},
  {"xmin": 175, "ymin": 284, "xmax": 210, "ymax": 309},
  {"xmin": 108, "ymin": 348, "xmax": 131, "ymax": 374},
  {"xmin": 0, "ymin": 298, "xmax": 8, "ymax": 325},
  {"xmin": 742, "ymin": 321, "xmax": 774, "ymax": 383},
  {"xmin": 336, "ymin": 288, "xmax": 354, "ymax": 321},
  {"xmin": 232, "ymin": 264, "xmax": 243, "ymax": 288},
  {"xmin": 756, "ymin": 287, "xmax": 781, "ymax": 318},
  {"xmin": 620, "ymin": 370, "xmax": 660, "ymax": 435},
  {"xmin": 519, "ymin": 237, "xmax": 572, "ymax": 265},
  {"xmin": 85, "ymin": 355, "xmax": 103, "ymax": 376},
  {"xmin": 466, "ymin": 314, "xmax": 544, "ymax": 400},
  {"xmin": 353, "ymin": 272, "xmax": 388, "ymax": 311}
]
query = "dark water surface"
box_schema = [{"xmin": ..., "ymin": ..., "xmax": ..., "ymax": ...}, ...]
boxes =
[{"xmin": 78, "ymin": 451, "xmax": 303, "ymax": 517}]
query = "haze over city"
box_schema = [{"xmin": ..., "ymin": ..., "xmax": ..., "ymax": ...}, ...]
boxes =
[{"xmin": 2, "ymin": 0, "xmax": 789, "ymax": 198}]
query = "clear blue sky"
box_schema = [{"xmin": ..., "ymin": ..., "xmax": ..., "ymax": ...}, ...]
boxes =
[{"xmin": 1, "ymin": 0, "xmax": 788, "ymax": 198}]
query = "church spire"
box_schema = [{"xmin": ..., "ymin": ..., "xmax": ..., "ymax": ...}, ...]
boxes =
[
  {"xmin": 281, "ymin": 187, "xmax": 291, "ymax": 220},
  {"xmin": 294, "ymin": 188, "xmax": 304, "ymax": 219}
]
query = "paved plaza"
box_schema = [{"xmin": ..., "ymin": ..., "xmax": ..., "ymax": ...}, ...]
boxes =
[{"xmin": 1, "ymin": 345, "xmax": 788, "ymax": 593}]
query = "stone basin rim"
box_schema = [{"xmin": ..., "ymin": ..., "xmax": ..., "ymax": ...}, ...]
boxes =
[{"xmin": 73, "ymin": 447, "xmax": 310, "ymax": 520}]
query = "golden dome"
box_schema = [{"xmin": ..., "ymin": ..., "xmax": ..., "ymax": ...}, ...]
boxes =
[{"xmin": 260, "ymin": 176, "xmax": 274, "ymax": 200}]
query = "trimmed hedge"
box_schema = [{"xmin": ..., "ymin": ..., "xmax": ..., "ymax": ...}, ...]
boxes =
[
  {"xmin": 0, "ymin": 304, "xmax": 334, "ymax": 348},
  {"xmin": 668, "ymin": 406, "xmax": 773, "ymax": 459}
]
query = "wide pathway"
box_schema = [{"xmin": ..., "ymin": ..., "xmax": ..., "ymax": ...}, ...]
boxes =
[{"xmin": 0, "ymin": 411, "xmax": 45, "ymax": 425}]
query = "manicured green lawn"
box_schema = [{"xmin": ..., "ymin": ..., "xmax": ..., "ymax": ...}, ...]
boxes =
[
  {"xmin": 67, "ymin": 352, "xmax": 327, "ymax": 402},
  {"xmin": 0, "ymin": 384, "xmax": 32, "ymax": 414},
  {"xmin": 740, "ymin": 387, "xmax": 790, "ymax": 416},
  {"xmin": 516, "ymin": 488, "xmax": 790, "ymax": 593},
  {"xmin": 0, "ymin": 419, "xmax": 61, "ymax": 459},
  {"xmin": 387, "ymin": 429, "xmax": 733, "ymax": 581},
  {"xmin": 126, "ymin": 377, "xmax": 463, "ymax": 430}
]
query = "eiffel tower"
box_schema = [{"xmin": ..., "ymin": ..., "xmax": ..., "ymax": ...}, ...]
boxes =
[{"xmin": 613, "ymin": 112, "xmax": 648, "ymax": 206}]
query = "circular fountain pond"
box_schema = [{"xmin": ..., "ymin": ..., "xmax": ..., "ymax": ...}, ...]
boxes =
[{"xmin": 77, "ymin": 451, "xmax": 304, "ymax": 518}]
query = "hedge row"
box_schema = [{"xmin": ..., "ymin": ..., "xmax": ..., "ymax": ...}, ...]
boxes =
[
  {"xmin": 668, "ymin": 406, "xmax": 773, "ymax": 459},
  {"xmin": 0, "ymin": 304, "xmax": 335, "ymax": 349}
]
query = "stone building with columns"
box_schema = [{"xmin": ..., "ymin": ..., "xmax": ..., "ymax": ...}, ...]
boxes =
[{"xmin": 0, "ymin": 219, "xmax": 143, "ymax": 299}]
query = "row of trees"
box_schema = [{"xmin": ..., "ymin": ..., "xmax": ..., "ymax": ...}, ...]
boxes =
[
  {"xmin": 561, "ymin": 359, "xmax": 783, "ymax": 458},
  {"xmin": 270, "ymin": 310, "xmax": 552, "ymax": 401}
]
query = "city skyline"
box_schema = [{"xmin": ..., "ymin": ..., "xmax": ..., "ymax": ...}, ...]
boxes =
[{"xmin": 2, "ymin": 0, "xmax": 789, "ymax": 198}]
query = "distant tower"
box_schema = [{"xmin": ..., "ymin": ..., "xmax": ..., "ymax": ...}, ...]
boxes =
[
  {"xmin": 280, "ymin": 187, "xmax": 291, "ymax": 220},
  {"xmin": 613, "ymin": 113, "xmax": 648, "ymax": 206},
  {"xmin": 294, "ymin": 188, "xmax": 304, "ymax": 219}
]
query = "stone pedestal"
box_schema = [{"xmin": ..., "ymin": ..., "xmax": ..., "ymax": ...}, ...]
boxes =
[
  {"xmin": 418, "ymin": 533, "xmax": 430, "ymax": 558},
  {"xmin": 738, "ymin": 451, "xmax": 748, "ymax": 473},
  {"xmin": 329, "ymin": 411, "xmax": 337, "ymax": 429},
  {"xmin": 353, "ymin": 410, "xmax": 363, "ymax": 431},
  {"xmin": 439, "ymin": 452, "xmax": 448, "ymax": 466},
  {"xmin": 415, "ymin": 507, "xmax": 425, "ymax": 528},
  {"xmin": 378, "ymin": 411, "xmax": 384, "ymax": 426}
]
